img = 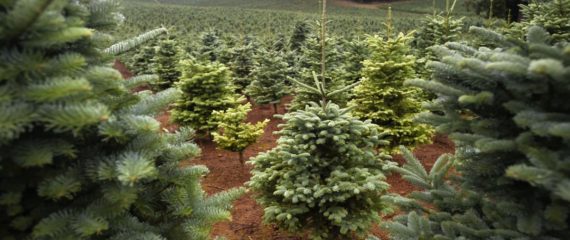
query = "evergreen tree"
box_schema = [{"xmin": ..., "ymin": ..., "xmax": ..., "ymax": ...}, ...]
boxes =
[
  {"xmin": 506, "ymin": 0, "xmax": 570, "ymax": 42},
  {"xmin": 228, "ymin": 39, "xmax": 257, "ymax": 95},
  {"xmin": 171, "ymin": 59, "xmax": 240, "ymax": 134},
  {"xmin": 384, "ymin": 26, "xmax": 570, "ymax": 239},
  {"xmin": 290, "ymin": 21, "xmax": 312, "ymax": 51},
  {"xmin": 289, "ymin": 35, "xmax": 349, "ymax": 111},
  {"xmin": 249, "ymin": 75, "xmax": 392, "ymax": 239},
  {"xmin": 153, "ymin": 37, "xmax": 181, "ymax": 90},
  {"xmin": 131, "ymin": 45, "xmax": 157, "ymax": 75},
  {"xmin": 196, "ymin": 30, "xmax": 222, "ymax": 62},
  {"xmin": 338, "ymin": 37, "xmax": 369, "ymax": 85},
  {"xmin": 212, "ymin": 103, "xmax": 269, "ymax": 164},
  {"xmin": 246, "ymin": 48, "xmax": 291, "ymax": 114},
  {"xmin": 349, "ymin": 27, "xmax": 433, "ymax": 153},
  {"xmin": 273, "ymin": 33, "xmax": 289, "ymax": 52},
  {"xmin": 0, "ymin": 1, "xmax": 243, "ymax": 239},
  {"xmin": 412, "ymin": 3, "xmax": 464, "ymax": 79}
]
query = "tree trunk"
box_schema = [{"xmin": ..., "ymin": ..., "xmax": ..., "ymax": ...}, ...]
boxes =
[
  {"xmin": 272, "ymin": 103, "xmax": 278, "ymax": 114},
  {"xmin": 239, "ymin": 151, "xmax": 245, "ymax": 165},
  {"xmin": 207, "ymin": 130, "xmax": 213, "ymax": 140}
]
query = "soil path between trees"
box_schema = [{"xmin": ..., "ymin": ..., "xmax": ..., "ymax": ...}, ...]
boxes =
[
  {"xmin": 175, "ymin": 99, "xmax": 453, "ymax": 240},
  {"xmin": 115, "ymin": 61, "xmax": 455, "ymax": 240}
]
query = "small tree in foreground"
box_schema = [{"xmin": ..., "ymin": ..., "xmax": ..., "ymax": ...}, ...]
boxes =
[
  {"xmin": 383, "ymin": 26, "xmax": 570, "ymax": 239},
  {"xmin": 248, "ymin": 75, "xmax": 392, "ymax": 239},
  {"xmin": 212, "ymin": 103, "xmax": 269, "ymax": 164}
]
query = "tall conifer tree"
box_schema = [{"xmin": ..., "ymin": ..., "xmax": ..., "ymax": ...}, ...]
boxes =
[
  {"xmin": 249, "ymin": 2, "xmax": 392, "ymax": 239},
  {"xmin": 349, "ymin": 16, "xmax": 433, "ymax": 153}
]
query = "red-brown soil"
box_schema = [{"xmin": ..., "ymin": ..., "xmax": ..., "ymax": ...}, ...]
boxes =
[
  {"xmin": 182, "ymin": 99, "xmax": 453, "ymax": 240},
  {"xmin": 116, "ymin": 63, "xmax": 455, "ymax": 240},
  {"xmin": 114, "ymin": 60, "xmax": 133, "ymax": 79}
]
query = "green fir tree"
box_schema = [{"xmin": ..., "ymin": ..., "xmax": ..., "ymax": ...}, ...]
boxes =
[
  {"xmin": 289, "ymin": 35, "xmax": 349, "ymax": 111},
  {"xmin": 171, "ymin": 59, "xmax": 240, "ymax": 134},
  {"xmin": 246, "ymin": 48, "xmax": 291, "ymax": 114},
  {"xmin": 153, "ymin": 37, "xmax": 181, "ymax": 90},
  {"xmin": 249, "ymin": 74, "xmax": 392, "ymax": 239},
  {"xmin": 384, "ymin": 26, "xmax": 570, "ymax": 239},
  {"xmin": 0, "ymin": 1, "xmax": 243, "ymax": 239},
  {"xmin": 196, "ymin": 30, "xmax": 222, "ymax": 62},
  {"xmin": 250, "ymin": 6, "xmax": 391, "ymax": 237},
  {"xmin": 412, "ymin": 2, "xmax": 464, "ymax": 78},
  {"xmin": 290, "ymin": 21, "xmax": 312, "ymax": 51},
  {"xmin": 506, "ymin": 0, "xmax": 570, "ymax": 42},
  {"xmin": 338, "ymin": 37, "xmax": 369, "ymax": 85},
  {"xmin": 131, "ymin": 45, "xmax": 156, "ymax": 75},
  {"xmin": 212, "ymin": 103, "xmax": 269, "ymax": 164},
  {"xmin": 228, "ymin": 39, "xmax": 257, "ymax": 95},
  {"xmin": 349, "ymin": 27, "xmax": 433, "ymax": 153}
]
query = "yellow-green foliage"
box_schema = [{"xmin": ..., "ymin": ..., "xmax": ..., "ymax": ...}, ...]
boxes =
[
  {"xmin": 171, "ymin": 59, "xmax": 240, "ymax": 132},
  {"xmin": 212, "ymin": 103, "xmax": 269, "ymax": 163},
  {"xmin": 350, "ymin": 32, "xmax": 433, "ymax": 153}
]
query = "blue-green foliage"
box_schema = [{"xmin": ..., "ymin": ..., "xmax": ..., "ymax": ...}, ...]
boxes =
[{"xmin": 384, "ymin": 26, "xmax": 570, "ymax": 239}]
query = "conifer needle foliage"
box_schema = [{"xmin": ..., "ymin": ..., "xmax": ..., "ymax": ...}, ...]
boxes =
[
  {"xmin": 228, "ymin": 37, "xmax": 258, "ymax": 95},
  {"xmin": 249, "ymin": 5, "xmax": 393, "ymax": 234},
  {"xmin": 350, "ymin": 30, "xmax": 433, "ymax": 153},
  {"xmin": 212, "ymin": 103, "xmax": 269, "ymax": 164},
  {"xmin": 0, "ymin": 1, "xmax": 243, "ymax": 239},
  {"xmin": 289, "ymin": 35, "xmax": 350, "ymax": 111},
  {"xmin": 248, "ymin": 99, "xmax": 392, "ymax": 239},
  {"xmin": 171, "ymin": 59, "xmax": 240, "ymax": 133},
  {"xmin": 246, "ymin": 48, "xmax": 291, "ymax": 114},
  {"xmin": 384, "ymin": 26, "xmax": 570, "ymax": 239},
  {"xmin": 153, "ymin": 37, "xmax": 181, "ymax": 90}
]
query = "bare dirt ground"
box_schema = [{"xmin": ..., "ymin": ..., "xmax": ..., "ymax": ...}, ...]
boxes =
[
  {"xmin": 116, "ymin": 62, "xmax": 455, "ymax": 240},
  {"xmin": 175, "ymin": 99, "xmax": 453, "ymax": 240}
]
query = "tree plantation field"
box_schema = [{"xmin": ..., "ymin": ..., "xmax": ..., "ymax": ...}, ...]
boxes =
[
  {"xmin": 118, "ymin": 0, "xmax": 480, "ymax": 41},
  {"xmin": 1, "ymin": 0, "xmax": 569, "ymax": 240}
]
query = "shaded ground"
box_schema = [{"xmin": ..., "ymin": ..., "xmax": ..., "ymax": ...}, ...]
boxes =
[{"xmin": 116, "ymin": 62, "xmax": 455, "ymax": 240}]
